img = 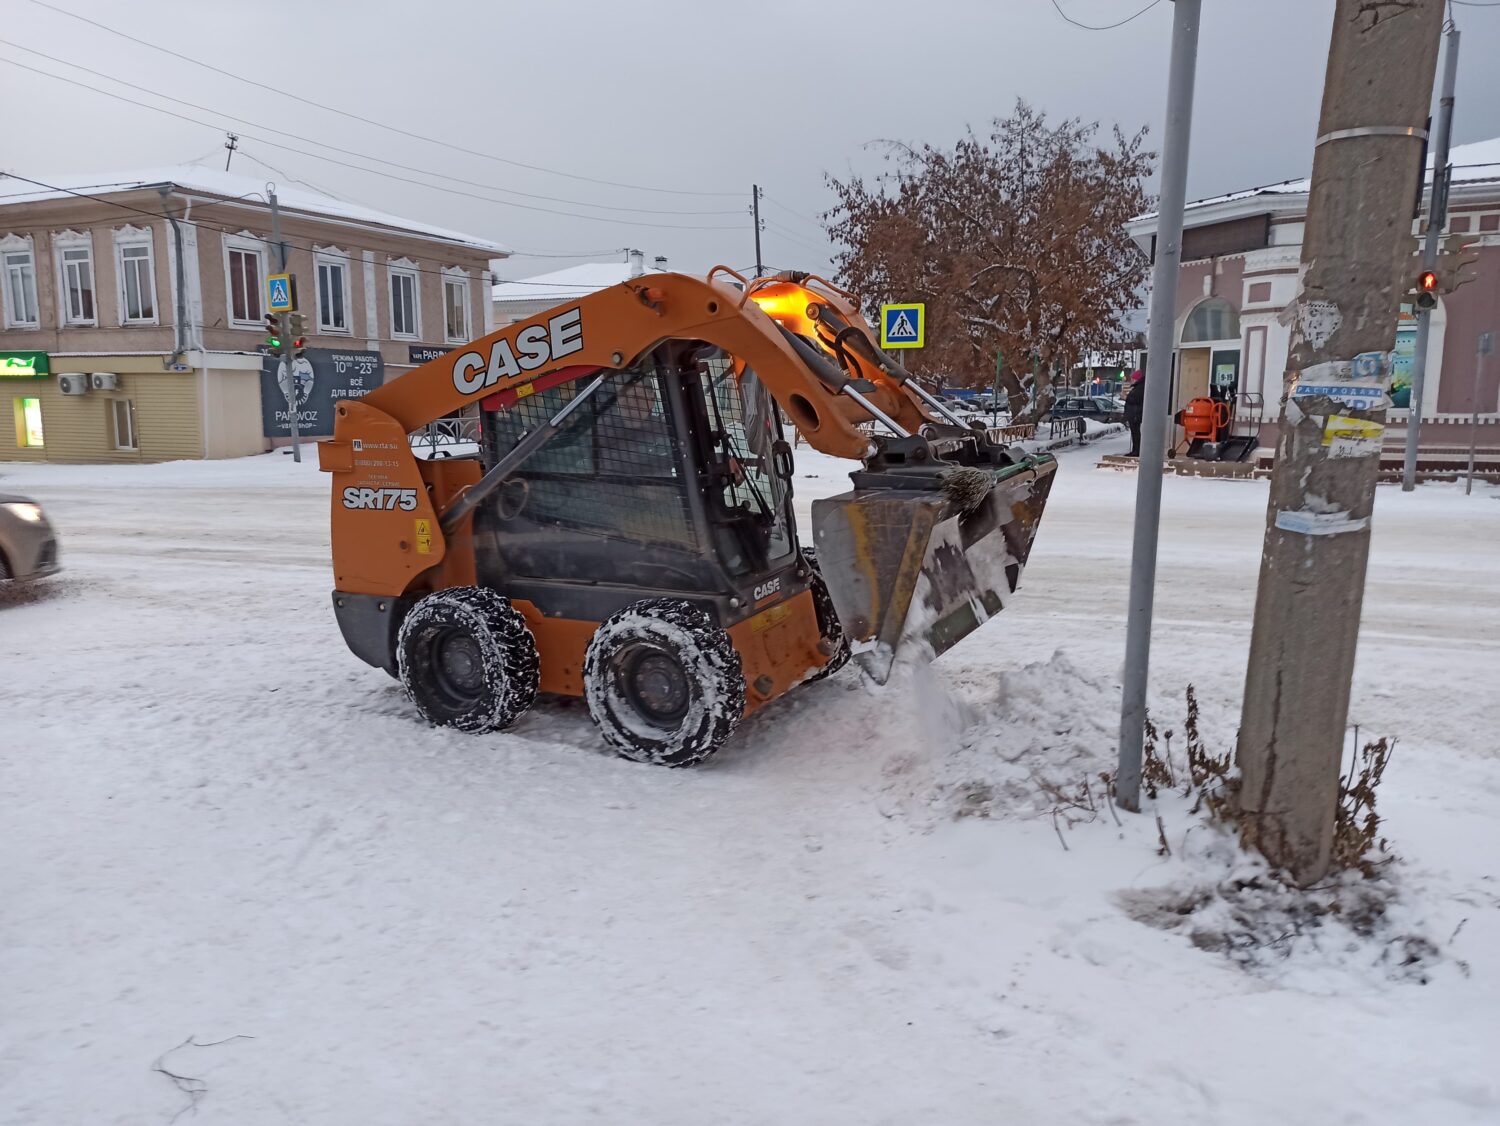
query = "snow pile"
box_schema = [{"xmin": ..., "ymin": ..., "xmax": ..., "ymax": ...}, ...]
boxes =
[
  {"xmin": 1117, "ymin": 821, "xmax": 1459, "ymax": 990},
  {"xmin": 878, "ymin": 652, "xmax": 1119, "ymax": 821}
]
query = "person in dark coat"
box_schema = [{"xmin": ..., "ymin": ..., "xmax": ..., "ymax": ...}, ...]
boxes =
[{"xmin": 1123, "ymin": 369, "xmax": 1145, "ymax": 457}]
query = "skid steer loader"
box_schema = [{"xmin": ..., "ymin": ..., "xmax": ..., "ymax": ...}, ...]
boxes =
[{"xmin": 320, "ymin": 268, "xmax": 1055, "ymax": 766}]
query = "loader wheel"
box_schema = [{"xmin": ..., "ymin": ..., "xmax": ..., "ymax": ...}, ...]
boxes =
[
  {"xmin": 398, "ymin": 587, "xmax": 539, "ymax": 733},
  {"xmin": 583, "ymin": 598, "xmax": 744, "ymax": 768},
  {"xmin": 799, "ymin": 547, "xmax": 851, "ymax": 683}
]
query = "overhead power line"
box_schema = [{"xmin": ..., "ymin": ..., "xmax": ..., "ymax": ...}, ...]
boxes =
[
  {"xmin": 23, "ymin": 0, "xmax": 742, "ymax": 199},
  {"xmin": 1048, "ymin": 0, "xmax": 1166, "ymax": 30},
  {"xmin": 0, "ymin": 56, "xmax": 746, "ymax": 232},
  {"xmin": 0, "ymin": 40, "xmax": 742, "ymax": 218},
  {"xmin": 1, "ymin": 171, "xmax": 589, "ymax": 288}
]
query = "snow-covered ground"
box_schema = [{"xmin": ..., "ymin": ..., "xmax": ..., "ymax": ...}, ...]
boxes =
[{"xmin": 3, "ymin": 430, "xmax": 1497, "ymax": 1125}]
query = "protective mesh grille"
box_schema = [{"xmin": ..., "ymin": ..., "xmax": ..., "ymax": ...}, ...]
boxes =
[{"xmin": 483, "ymin": 370, "xmax": 697, "ymax": 548}]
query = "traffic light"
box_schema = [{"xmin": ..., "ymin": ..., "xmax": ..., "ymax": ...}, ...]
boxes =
[
  {"xmin": 1435, "ymin": 234, "xmax": 1479, "ymax": 294},
  {"xmin": 1416, "ymin": 269, "xmax": 1438, "ymax": 311},
  {"xmin": 264, "ymin": 313, "xmax": 283, "ymax": 351},
  {"xmin": 288, "ymin": 312, "xmax": 308, "ymax": 359}
]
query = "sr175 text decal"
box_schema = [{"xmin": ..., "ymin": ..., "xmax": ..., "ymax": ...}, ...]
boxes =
[{"xmin": 342, "ymin": 487, "xmax": 418, "ymax": 511}]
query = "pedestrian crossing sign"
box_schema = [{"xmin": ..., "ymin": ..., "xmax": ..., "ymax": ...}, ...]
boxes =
[
  {"xmin": 880, "ymin": 302, "xmax": 924, "ymax": 349},
  {"xmin": 266, "ymin": 273, "xmax": 295, "ymax": 313}
]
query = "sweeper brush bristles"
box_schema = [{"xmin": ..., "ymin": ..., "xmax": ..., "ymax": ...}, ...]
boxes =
[{"xmin": 939, "ymin": 467, "xmax": 993, "ymax": 513}]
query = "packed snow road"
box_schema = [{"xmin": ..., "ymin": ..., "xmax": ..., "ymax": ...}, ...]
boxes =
[{"xmin": 2, "ymin": 435, "xmax": 1497, "ymax": 1125}]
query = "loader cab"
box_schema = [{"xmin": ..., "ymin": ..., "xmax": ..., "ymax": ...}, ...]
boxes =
[{"xmin": 472, "ymin": 342, "xmax": 800, "ymax": 623}]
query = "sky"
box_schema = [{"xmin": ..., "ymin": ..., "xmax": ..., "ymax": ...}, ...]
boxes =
[{"xmin": 5, "ymin": 0, "xmax": 1500, "ymax": 283}]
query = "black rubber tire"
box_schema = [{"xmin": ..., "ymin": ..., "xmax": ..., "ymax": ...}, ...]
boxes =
[
  {"xmin": 799, "ymin": 547, "xmax": 851, "ymax": 683},
  {"xmin": 583, "ymin": 598, "xmax": 744, "ymax": 767},
  {"xmin": 398, "ymin": 587, "xmax": 539, "ymax": 733}
]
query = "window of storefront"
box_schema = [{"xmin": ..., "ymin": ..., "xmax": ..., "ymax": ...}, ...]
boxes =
[
  {"xmin": 316, "ymin": 248, "xmax": 351, "ymax": 334},
  {"xmin": 2, "ymin": 236, "xmax": 39, "ymax": 328},
  {"xmin": 1181, "ymin": 297, "xmax": 1238, "ymax": 344},
  {"xmin": 13, "ymin": 396, "xmax": 43, "ymax": 448},
  {"xmin": 111, "ymin": 398, "xmax": 137, "ymax": 451},
  {"xmin": 389, "ymin": 262, "xmax": 420, "ymax": 339},
  {"xmin": 443, "ymin": 269, "xmax": 469, "ymax": 343}
]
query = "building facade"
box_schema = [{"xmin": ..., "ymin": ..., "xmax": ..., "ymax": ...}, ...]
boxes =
[
  {"xmin": 1125, "ymin": 137, "xmax": 1500, "ymax": 457},
  {"xmin": 1, "ymin": 168, "xmax": 505, "ymax": 462},
  {"xmin": 491, "ymin": 251, "xmax": 666, "ymax": 327}
]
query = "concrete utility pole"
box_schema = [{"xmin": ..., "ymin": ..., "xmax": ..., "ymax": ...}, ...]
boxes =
[
  {"xmin": 1237, "ymin": 0, "xmax": 1443, "ymax": 885},
  {"xmin": 269, "ymin": 186, "xmax": 302, "ymax": 463},
  {"xmin": 1115, "ymin": 0, "xmax": 1201, "ymax": 813},
  {"xmin": 1402, "ymin": 21, "xmax": 1460, "ymax": 491},
  {"xmin": 751, "ymin": 184, "xmax": 765, "ymax": 277}
]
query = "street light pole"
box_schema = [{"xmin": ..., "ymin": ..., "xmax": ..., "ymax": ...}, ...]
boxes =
[
  {"xmin": 1116, "ymin": 0, "xmax": 1201, "ymax": 813},
  {"xmin": 1402, "ymin": 22, "xmax": 1460, "ymax": 491}
]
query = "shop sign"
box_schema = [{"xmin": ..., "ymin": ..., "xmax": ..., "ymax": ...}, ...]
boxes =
[
  {"xmin": 259, "ymin": 347, "xmax": 383, "ymax": 438},
  {"xmin": 0, "ymin": 350, "xmax": 49, "ymax": 377}
]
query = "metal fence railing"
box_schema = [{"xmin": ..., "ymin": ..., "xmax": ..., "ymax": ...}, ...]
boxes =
[{"xmin": 410, "ymin": 415, "xmax": 480, "ymax": 458}]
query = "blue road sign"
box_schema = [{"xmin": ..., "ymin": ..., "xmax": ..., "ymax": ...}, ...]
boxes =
[
  {"xmin": 880, "ymin": 302, "xmax": 924, "ymax": 349},
  {"xmin": 267, "ymin": 273, "xmax": 295, "ymax": 313}
]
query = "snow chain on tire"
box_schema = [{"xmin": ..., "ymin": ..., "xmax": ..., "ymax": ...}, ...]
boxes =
[
  {"xmin": 398, "ymin": 586, "xmax": 540, "ymax": 733},
  {"xmin": 799, "ymin": 546, "xmax": 851, "ymax": 683},
  {"xmin": 583, "ymin": 598, "xmax": 745, "ymax": 768}
]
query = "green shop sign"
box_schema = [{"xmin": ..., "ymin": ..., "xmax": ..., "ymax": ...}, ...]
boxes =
[{"xmin": 0, "ymin": 351, "xmax": 49, "ymax": 378}]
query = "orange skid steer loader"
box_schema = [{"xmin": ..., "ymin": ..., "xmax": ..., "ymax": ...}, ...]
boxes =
[{"xmin": 320, "ymin": 268, "xmax": 1055, "ymax": 766}]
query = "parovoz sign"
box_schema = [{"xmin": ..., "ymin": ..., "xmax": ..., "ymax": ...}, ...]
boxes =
[{"xmin": 258, "ymin": 347, "xmax": 384, "ymax": 438}]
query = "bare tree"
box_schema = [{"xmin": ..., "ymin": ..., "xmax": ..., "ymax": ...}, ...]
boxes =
[{"xmin": 826, "ymin": 101, "xmax": 1153, "ymax": 420}]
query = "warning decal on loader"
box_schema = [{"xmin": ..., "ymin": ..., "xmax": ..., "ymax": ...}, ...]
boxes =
[{"xmin": 415, "ymin": 518, "xmax": 433, "ymax": 555}]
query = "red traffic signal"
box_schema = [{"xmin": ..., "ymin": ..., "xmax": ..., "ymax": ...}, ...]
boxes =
[{"xmin": 1415, "ymin": 269, "xmax": 1439, "ymax": 310}]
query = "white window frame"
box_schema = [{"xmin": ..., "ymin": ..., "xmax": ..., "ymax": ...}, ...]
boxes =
[
  {"xmin": 441, "ymin": 266, "xmax": 471, "ymax": 344},
  {"xmin": 1, "ymin": 233, "xmax": 39, "ymax": 329},
  {"xmin": 388, "ymin": 258, "xmax": 421, "ymax": 340},
  {"xmin": 222, "ymin": 231, "xmax": 268, "ymax": 329},
  {"xmin": 111, "ymin": 397, "xmax": 138, "ymax": 451},
  {"xmin": 54, "ymin": 229, "xmax": 97, "ymax": 327},
  {"xmin": 314, "ymin": 246, "xmax": 353, "ymax": 335},
  {"xmin": 114, "ymin": 224, "xmax": 159, "ymax": 326}
]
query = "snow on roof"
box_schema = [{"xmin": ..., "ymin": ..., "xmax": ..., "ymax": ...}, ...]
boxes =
[
  {"xmin": 491, "ymin": 261, "xmax": 662, "ymax": 303},
  {"xmin": 0, "ymin": 165, "xmax": 509, "ymax": 254},
  {"xmin": 1131, "ymin": 136, "xmax": 1500, "ymax": 225}
]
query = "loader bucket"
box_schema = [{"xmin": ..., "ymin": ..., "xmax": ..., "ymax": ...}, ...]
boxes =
[{"xmin": 810, "ymin": 454, "xmax": 1056, "ymax": 684}]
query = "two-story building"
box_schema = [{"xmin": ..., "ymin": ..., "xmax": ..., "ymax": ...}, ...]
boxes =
[
  {"xmin": 1125, "ymin": 137, "xmax": 1500, "ymax": 460},
  {"xmin": 0, "ymin": 167, "xmax": 506, "ymax": 462}
]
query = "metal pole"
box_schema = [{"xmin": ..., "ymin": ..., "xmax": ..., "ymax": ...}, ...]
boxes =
[
  {"xmin": 269, "ymin": 186, "xmax": 301, "ymax": 464},
  {"xmin": 1402, "ymin": 24, "xmax": 1460, "ymax": 491},
  {"xmin": 1467, "ymin": 332, "xmax": 1491, "ymax": 495},
  {"xmin": 752, "ymin": 184, "xmax": 764, "ymax": 277},
  {"xmin": 1115, "ymin": 0, "xmax": 1201, "ymax": 813}
]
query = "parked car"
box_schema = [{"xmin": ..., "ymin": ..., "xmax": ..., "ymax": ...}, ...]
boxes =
[
  {"xmin": 0, "ymin": 495, "xmax": 61, "ymax": 581},
  {"xmin": 1046, "ymin": 396, "xmax": 1125, "ymax": 424}
]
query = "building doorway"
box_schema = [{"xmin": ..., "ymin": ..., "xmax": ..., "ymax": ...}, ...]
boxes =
[{"xmin": 1176, "ymin": 297, "xmax": 1241, "ymax": 414}]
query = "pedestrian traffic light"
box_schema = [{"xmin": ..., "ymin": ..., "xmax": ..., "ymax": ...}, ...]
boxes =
[
  {"xmin": 1435, "ymin": 234, "xmax": 1479, "ymax": 294},
  {"xmin": 1416, "ymin": 269, "xmax": 1439, "ymax": 310}
]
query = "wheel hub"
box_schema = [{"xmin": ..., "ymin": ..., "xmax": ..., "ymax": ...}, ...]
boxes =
[
  {"xmin": 436, "ymin": 632, "xmax": 484, "ymax": 695},
  {"xmin": 625, "ymin": 648, "xmax": 690, "ymax": 723}
]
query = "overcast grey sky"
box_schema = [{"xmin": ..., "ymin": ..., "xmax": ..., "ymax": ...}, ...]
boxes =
[{"xmin": 6, "ymin": 0, "xmax": 1500, "ymax": 280}]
